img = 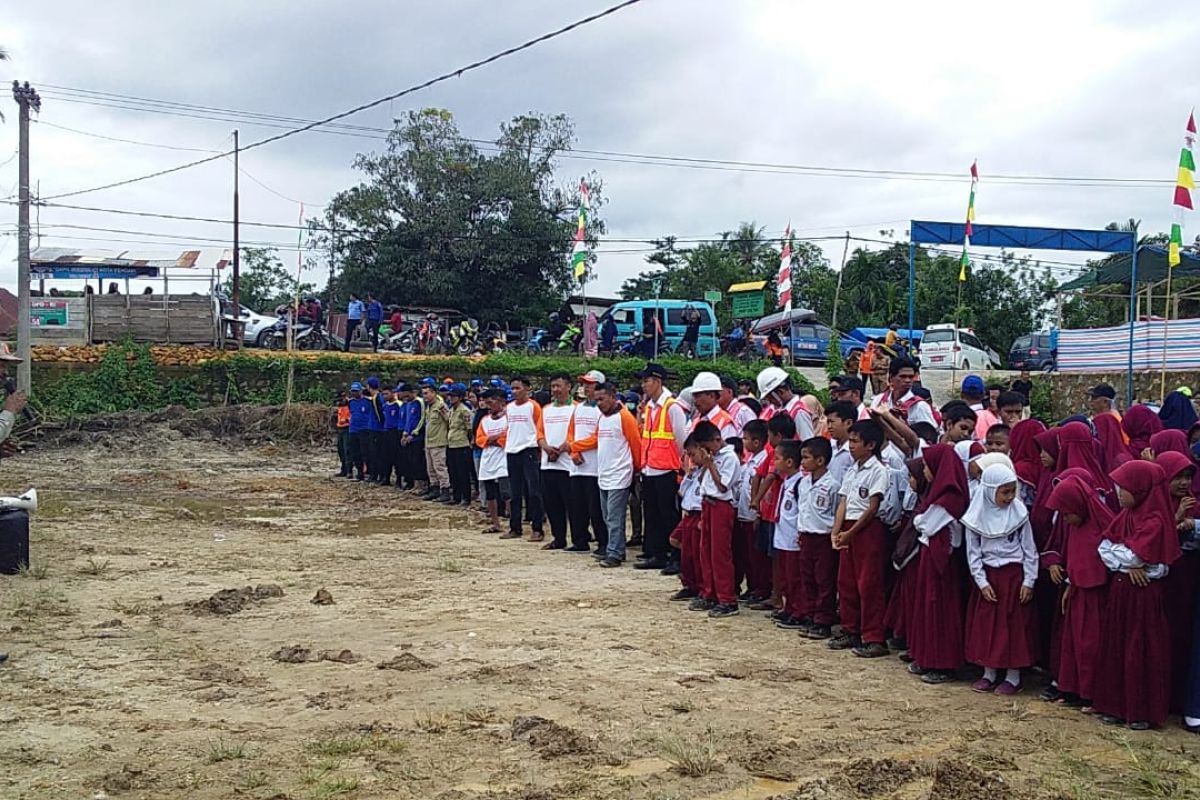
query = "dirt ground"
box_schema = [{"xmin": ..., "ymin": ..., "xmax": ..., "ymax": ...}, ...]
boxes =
[{"xmin": 3, "ymin": 418, "xmax": 1200, "ymax": 800}]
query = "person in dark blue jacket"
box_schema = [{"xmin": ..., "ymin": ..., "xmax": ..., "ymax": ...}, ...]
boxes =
[
  {"xmin": 366, "ymin": 295, "xmax": 385, "ymax": 352},
  {"xmin": 364, "ymin": 376, "xmax": 385, "ymax": 481},
  {"xmin": 347, "ymin": 382, "xmax": 373, "ymax": 481},
  {"xmin": 397, "ymin": 383, "xmax": 427, "ymax": 491},
  {"xmin": 379, "ymin": 385, "xmax": 402, "ymax": 486}
]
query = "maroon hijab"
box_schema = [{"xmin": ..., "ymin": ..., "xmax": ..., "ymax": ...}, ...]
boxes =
[
  {"xmin": 915, "ymin": 444, "xmax": 970, "ymax": 518},
  {"xmin": 1122, "ymin": 405, "xmax": 1164, "ymax": 461},
  {"xmin": 1150, "ymin": 429, "xmax": 1189, "ymax": 458},
  {"xmin": 1046, "ymin": 472, "xmax": 1115, "ymax": 589},
  {"xmin": 1156, "ymin": 451, "xmax": 1196, "ymax": 521},
  {"xmin": 1108, "ymin": 461, "xmax": 1180, "ymax": 566},
  {"xmin": 1057, "ymin": 421, "xmax": 1108, "ymax": 487},
  {"xmin": 1093, "ymin": 412, "xmax": 1128, "ymax": 471},
  {"xmin": 1031, "ymin": 428, "xmax": 1061, "ymax": 537},
  {"xmin": 1010, "ymin": 418, "xmax": 1047, "ymax": 488}
]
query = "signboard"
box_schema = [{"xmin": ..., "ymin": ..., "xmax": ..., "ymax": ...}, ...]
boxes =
[
  {"xmin": 731, "ymin": 292, "xmax": 765, "ymax": 318},
  {"xmin": 31, "ymin": 299, "xmax": 69, "ymax": 327},
  {"xmin": 31, "ymin": 265, "xmax": 160, "ymax": 280},
  {"xmin": 703, "ymin": 290, "xmax": 722, "ymax": 304}
]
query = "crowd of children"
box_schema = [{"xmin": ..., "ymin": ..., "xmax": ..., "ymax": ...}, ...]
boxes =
[{"xmin": 333, "ymin": 362, "xmax": 1200, "ymax": 733}]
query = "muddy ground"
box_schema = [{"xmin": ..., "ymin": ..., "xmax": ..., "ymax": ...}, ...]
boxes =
[{"xmin": 2, "ymin": 416, "xmax": 1199, "ymax": 800}]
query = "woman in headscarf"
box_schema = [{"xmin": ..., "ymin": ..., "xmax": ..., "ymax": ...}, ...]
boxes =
[
  {"xmin": 1159, "ymin": 390, "xmax": 1199, "ymax": 432},
  {"xmin": 905, "ymin": 444, "xmax": 972, "ymax": 685},
  {"xmin": 1031, "ymin": 428, "xmax": 1067, "ymax": 695},
  {"xmin": 1156, "ymin": 451, "xmax": 1199, "ymax": 716},
  {"xmin": 801, "ymin": 395, "xmax": 827, "ymax": 438},
  {"xmin": 1010, "ymin": 419, "xmax": 1047, "ymax": 512},
  {"xmin": 1093, "ymin": 412, "xmax": 1129, "ymax": 472},
  {"xmin": 885, "ymin": 457, "xmax": 927, "ymax": 656},
  {"xmin": 1046, "ymin": 470, "xmax": 1115, "ymax": 712},
  {"xmin": 1058, "ymin": 421, "xmax": 1117, "ymax": 511},
  {"xmin": 1122, "ymin": 405, "xmax": 1164, "ymax": 464},
  {"xmin": 1092, "ymin": 461, "xmax": 1180, "ymax": 730},
  {"xmin": 962, "ymin": 463, "xmax": 1039, "ymax": 695},
  {"xmin": 582, "ymin": 310, "xmax": 598, "ymax": 358},
  {"xmin": 1149, "ymin": 429, "xmax": 1190, "ymax": 459}
]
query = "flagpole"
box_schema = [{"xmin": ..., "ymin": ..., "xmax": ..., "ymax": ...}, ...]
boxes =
[
  {"xmin": 956, "ymin": 161, "xmax": 978, "ymax": 382},
  {"xmin": 1159, "ymin": 266, "xmax": 1172, "ymax": 400},
  {"xmin": 1163, "ymin": 112, "xmax": 1196, "ymax": 400}
]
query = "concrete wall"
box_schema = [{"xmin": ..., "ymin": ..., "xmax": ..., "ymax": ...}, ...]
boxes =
[{"xmin": 1047, "ymin": 370, "xmax": 1199, "ymax": 420}]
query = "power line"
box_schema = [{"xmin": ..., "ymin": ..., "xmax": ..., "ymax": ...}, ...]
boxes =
[
  {"xmin": 39, "ymin": 0, "xmax": 646, "ymax": 201},
  {"xmin": 36, "ymin": 86, "xmax": 1174, "ymax": 189}
]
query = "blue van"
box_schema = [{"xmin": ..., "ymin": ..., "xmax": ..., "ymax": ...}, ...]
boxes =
[
  {"xmin": 599, "ymin": 300, "xmax": 719, "ymax": 357},
  {"xmin": 750, "ymin": 308, "xmax": 862, "ymax": 365}
]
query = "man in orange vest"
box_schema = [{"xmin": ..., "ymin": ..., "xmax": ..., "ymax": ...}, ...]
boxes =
[
  {"xmin": 688, "ymin": 371, "xmax": 737, "ymax": 441},
  {"xmin": 637, "ymin": 363, "xmax": 689, "ymax": 572}
]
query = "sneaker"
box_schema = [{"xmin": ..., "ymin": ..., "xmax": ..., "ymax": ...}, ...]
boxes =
[
  {"xmin": 1127, "ymin": 720, "xmax": 1151, "ymax": 731},
  {"xmin": 768, "ymin": 609, "xmax": 788, "ymax": 621},
  {"xmin": 920, "ymin": 670, "xmax": 955, "ymax": 685},
  {"xmin": 499, "ymin": 531, "xmax": 523, "ymax": 540},
  {"xmin": 669, "ymin": 588, "xmax": 699, "ymax": 602},
  {"xmin": 634, "ymin": 558, "xmax": 667, "ymax": 570},
  {"xmin": 598, "ymin": 557, "xmax": 623, "ymax": 568},
  {"xmin": 887, "ymin": 637, "xmax": 907, "ymax": 652},
  {"xmin": 804, "ymin": 624, "xmax": 832, "ymax": 640},
  {"xmin": 737, "ymin": 590, "xmax": 757, "ymax": 603},
  {"xmin": 775, "ymin": 615, "xmax": 807, "ymax": 630},
  {"xmin": 591, "ymin": 550, "xmax": 607, "ymax": 560},
  {"xmin": 827, "ymin": 633, "xmax": 860, "ymax": 651},
  {"xmin": 852, "ymin": 642, "xmax": 890, "ymax": 659},
  {"xmin": 906, "ymin": 661, "xmax": 926, "ymax": 676},
  {"xmin": 660, "ymin": 562, "xmax": 681, "ymax": 576},
  {"xmin": 708, "ymin": 603, "xmax": 740, "ymax": 619},
  {"xmin": 748, "ymin": 600, "xmax": 779, "ymax": 611},
  {"xmin": 688, "ymin": 597, "xmax": 716, "ymax": 612}
]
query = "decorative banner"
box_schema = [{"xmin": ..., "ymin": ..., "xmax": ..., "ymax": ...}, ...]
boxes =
[
  {"xmin": 30, "ymin": 299, "xmax": 69, "ymax": 327},
  {"xmin": 572, "ymin": 179, "xmax": 591, "ymax": 281},
  {"xmin": 776, "ymin": 225, "xmax": 793, "ymax": 310},
  {"xmin": 1170, "ymin": 112, "xmax": 1196, "ymax": 267},
  {"xmin": 959, "ymin": 160, "xmax": 978, "ymax": 281}
]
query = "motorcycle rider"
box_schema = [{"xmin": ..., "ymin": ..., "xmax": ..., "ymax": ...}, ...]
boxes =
[{"xmin": 546, "ymin": 312, "xmax": 565, "ymax": 346}]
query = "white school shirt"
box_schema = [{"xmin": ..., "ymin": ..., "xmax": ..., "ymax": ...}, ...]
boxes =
[
  {"xmin": 540, "ymin": 400, "xmax": 577, "ymax": 472},
  {"xmin": 569, "ymin": 403, "xmax": 601, "ymax": 477},
  {"xmin": 828, "ymin": 439, "xmax": 853, "ymax": 488},
  {"xmin": 504, "ymin": 400, "xmax": 540, "ymax": 454},
  {"xmin": 774, "ymin": 472, "xmax": 805, "ymax": 551},
  {"xmin": 679, "ymin": 468, "xmax": 703, "ymax": 512},
  {"xmin": 736, "ymin": 449, "xmax": 768, "ymax": 522},
  {"xmin": 699, "ymin": 444, "xmax": 739, "ymax": 501},
  {"xmin": 477, "ymin": 414, "xmax": 509, "ymax": 481},
  {"xmin": 596, "ymin": 408, "xmax": 636, "ymax": 491},
  {"xmin": 838, "ymin": 457, "xmax": 890, "ymax": 520},
  {"xmin": 642, "ymin": 389, "xmax": 690, "ymax": 477},
  {"xmin": 782, "ymin": 395, "xmax": 815, "ymax": 440},
  {"xmin": 724, "ymin": 399, "xmax": 758, "ymax": 436},
  {"xmin": 796, "ymin": 470, "xmax": 840, "ymax": 536},
  {"xmin": 964, "ymin": 519, "xmax": 1039, "ymax": 589}
]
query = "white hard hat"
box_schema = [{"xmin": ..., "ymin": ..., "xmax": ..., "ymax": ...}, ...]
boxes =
[
  {"xmin": 757, "ymin": 366, "xmax": 789, "ymax": 398},
  {"xmin": 687, "ymin": 371, "xmax": 722, "ymax": 394},
  {"xmin": 675, "ymin": 388, "xmax": 695, "ymax": 412}
]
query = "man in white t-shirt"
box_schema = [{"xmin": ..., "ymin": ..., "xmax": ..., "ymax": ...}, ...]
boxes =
[
  {"xmin": 501, "ymin": 377, "xmax": 545, "ymax": 542},
  {"xmin": 537, "ymin": 373, "xmax": 577, "ymax": 551},
  {"xmin": 867, "ymin": 357, "xmax": 935, "ymax": 429},
  {"xmin": 590, "ymin": 382, "xmax": 644, "ymax": 568},
  {"xmin": 566, "ymin": 370, "xmax": 607, "ymax": 554}
]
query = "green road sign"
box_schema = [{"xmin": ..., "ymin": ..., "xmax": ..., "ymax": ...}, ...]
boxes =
[{"xmin": 703, "ymin": 290, "xmax": 722, "ymax": 304}]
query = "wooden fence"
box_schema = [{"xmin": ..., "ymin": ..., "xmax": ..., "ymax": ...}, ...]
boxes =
[{"xmin": 88, "ymin": 295, "xmax": 219, "ymax": 345}]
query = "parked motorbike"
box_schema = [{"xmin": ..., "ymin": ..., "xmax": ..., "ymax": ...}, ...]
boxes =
[
  {"xmin": 265, "ymin": 316, "xmax": 330, "ymax": 351},
  {"xmin": 556, "ymin": 322, "xmax": 582, "ymax": 353},
  {"xmin": 484, "ymin": 322, "xmax": 507, "ymax": 354},
  {"xmin": 619, "ymin": 333, "xmax": 671, "ymax": 358},
  {"xmin": 448, "ymin": 318, "xmax": 481, "ymax": 356},
  {"xmin": 525, "ymin": 328, "xmax": 548, "ymax": 355}
]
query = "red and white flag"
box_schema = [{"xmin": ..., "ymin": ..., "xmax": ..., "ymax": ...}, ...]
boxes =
[{"xmin": 776, "ymin": 225, "xmax": 792, "ymax": 310}]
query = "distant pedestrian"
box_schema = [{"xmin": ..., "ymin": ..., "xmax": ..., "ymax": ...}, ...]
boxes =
[
  {"xmin": 345, "ymin": 293, "xmax": 364, "ymax": 351},
  {"xmin": 366, "ymin": 294, "xmax": 384, "ymax": 352}
]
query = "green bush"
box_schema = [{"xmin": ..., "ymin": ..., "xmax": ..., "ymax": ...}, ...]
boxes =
[
  {"xmin": 1029, "ymin": 378, "xmax": 1054, "ymax": 424},
  {"xmin": 37, "ymin": 341, "xmax": 164, "ymax": 417}
]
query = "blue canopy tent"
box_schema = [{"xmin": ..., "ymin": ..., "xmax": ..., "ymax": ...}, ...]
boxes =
[{"xmin": 906, "ymin": 220, "xmax": 1139, "ymax": 401}]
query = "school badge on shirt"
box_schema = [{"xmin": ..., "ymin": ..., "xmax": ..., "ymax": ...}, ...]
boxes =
[{"xmin": 858, "ymin": 486, "xmax": 869, "ymax": 499}]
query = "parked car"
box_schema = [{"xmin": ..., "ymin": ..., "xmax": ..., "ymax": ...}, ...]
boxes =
[
  {"xmin": 1008, "ymin": 332, "xmax": 1056, "ymax": 372},
  {"xmin": 598, "ymin": 300, "xmax": 719, "ymax": 358},
  {"xmin": 915, "ymin": 323, "xmax": 1000, "ymax": 370},
  {"xmin": 749, "ymin": 308, "xmax": 861, "ymax": 365},
  {"xmin": 237, "ymin": 306, "xmax": 278, "ymax": 347}
]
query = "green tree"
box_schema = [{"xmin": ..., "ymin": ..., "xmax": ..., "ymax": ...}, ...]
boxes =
[
  {"xmin": 221, "ymin": 247, "xmax": 314, "ymax": 313},
  {"xmin": 310, "ymin": 109, "xmax": 604, "ymax": 325}
]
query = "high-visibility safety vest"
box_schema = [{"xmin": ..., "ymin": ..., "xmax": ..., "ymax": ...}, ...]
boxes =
[
  {"xmin": 336, "ymin": 406, "xmax": 351, "ymax": 428},
  {"xmin": 689, "ymin": 406, "xmax": 733, "ymax": 436},
  {"xmin": 642, "ymin": 396, "xmax": 682, "ymax": 471}
]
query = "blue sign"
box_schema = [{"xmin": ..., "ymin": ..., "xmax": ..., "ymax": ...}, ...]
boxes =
[{"xmin": 31, "ymin": 266, "xmax": 160, "ymax": 279}]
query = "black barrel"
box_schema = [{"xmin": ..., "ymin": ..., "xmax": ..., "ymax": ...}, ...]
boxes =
[{"xmin": 0, "ymin": 509, "xmax": 30, "ymax": 574}]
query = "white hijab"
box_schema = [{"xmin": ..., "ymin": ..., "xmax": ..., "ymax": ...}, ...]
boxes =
[
  {"xmin": 973, "ymin": 452, "xmax": 1013, "ymax": 472},
  {"xmin": 961, "ymin": 463, "xmax": 1027, "ymax": 539}
]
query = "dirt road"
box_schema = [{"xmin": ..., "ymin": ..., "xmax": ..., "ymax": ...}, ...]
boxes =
[{"xmin": 2, "ymin": 422, "xmax": 1197, "ymax": 800}]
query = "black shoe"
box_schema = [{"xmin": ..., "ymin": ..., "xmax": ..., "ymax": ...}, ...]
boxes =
[
  {"xmin": 598, "ymin": 557, "xmax": 622, "ymax": 568},
  {"xmin": 564, "ymin": 544, "xmax": 591, "ymax": 553},
  {"xmin": 591, "ymin": 550, "xmax": 607, "ymax": 560},
  {"xmin": 852, "ymin": 642, "xmax": 890, "ymax": 659},
  {"xmin": 688, "ymin": 597, "xmax": 717, "ymax": 612},
  {"xmin": 920, "ymin": 670, "xmax": 955, "ymax": 684},
  {"xmin": 355, "ymin": 474, "xmax": 365, "ymax": 482},
  {"xmin": 634, "ymin": 558, "xmax": 667, "ymax": 570},
  {"xmin": 768, "ymin": 609, "xmax": 788, "ymax": 621},
  {"xmin": 775, "ymin": 615, "xmax": 807, "ymax": 630},
  {"xmin": 541, "ymin": 542, "xmax": 566, "ymax": 551},
  {"xmin": 438, "ymin": 493, "xmax": 455, "ymax": 504},
  {"xmin": 887, "ymin": 637, "xmax": 907, "ymax": 652},
  {"xmin": 670, "ymin": 588, "xmax": 699, "ymax": 602},
  {"xmin": 827, "ymin": 633, "xmax": 861, "ymax": 651},
  {"xmin": 627, "ymin": 536, "xmax": 644, "ymax": 547},
  {"xmin": 0, "ymin": 652, "xmax": 7, "ymax": 664},
  {"xmin": 804, "ymin": 624, "xmax": 832, "ymax": 640},
  {"xmin": 660, "ymin": 562, "xmax": 681, "ymax": 576},
  {"xmin": 708, "ymin": 603, "xmax": 740, "ymax": 619},
  {"xmin": 737, "ymin": 590, "xmax": 757, "ymax": 603}
]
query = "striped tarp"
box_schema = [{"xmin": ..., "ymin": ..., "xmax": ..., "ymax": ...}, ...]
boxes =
[{"xmin": 1058, "ymin": 319, "xmax": 1200, "ymax": 372}]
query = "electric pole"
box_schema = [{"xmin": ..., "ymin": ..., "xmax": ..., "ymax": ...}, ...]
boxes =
[
  {"xmin": 12, "ymin": 81, "xmax": 40, "ymax": 393},
  {"xmin": 231, "ymin": 129, "xmax": 240, "ymax": 313}
]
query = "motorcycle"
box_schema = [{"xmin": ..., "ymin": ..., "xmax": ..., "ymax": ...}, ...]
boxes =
[
  {"xmin": 448, "ymin": 318, "xmax": 481, "ymax": 356},
  {"xmin": 525, "ymin": 328, "xmax": 548, "ymax": 355},
  {"xmin": 556, "ymin": 322, "xmax": 582, "ymax": 353},
  {"xmin": 265, "ymin": 316, "xmax": 330, "ymax": 351},
  {"xmin": 484, "ymin": 322, "xmax": 507, "ymax": 354},
  {"xmin": 619, "ymin": 333, "xmax": 671, "ymax": 358}
]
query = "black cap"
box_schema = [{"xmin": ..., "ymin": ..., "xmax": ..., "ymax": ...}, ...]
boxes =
[
  {"xmin": 635, "ymin": 362, "xmax": 668, "ymax": 380},
  {"xmin": 835, "ymin": 376, "xmax": 865, "ymax": 394},
  {"xmin": 1088, "ymin": 383, "xmax": 1116, "ymax": 400},
  {"xmin": 719, "ymin": 374, "xmax": 738, "ymax": 391}
]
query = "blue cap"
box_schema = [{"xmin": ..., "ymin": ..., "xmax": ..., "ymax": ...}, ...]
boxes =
[
  {"xmin": 470, "ymin": 378, "xmax": 483, "ymax": 387},
  {"xmin": 395, "ymin": 382, "xmax": 410, "ymax": 392},
  {"xmin": 366, "ymin": 376, "xmax": 380, "ymax": 388},
  {"xmin": 350, "ymin": 382, "xmax": 363, "ymax": 391},
  {"xmin": 960, "ymin": 374, "xmax": 985, "ymax": 396},
  {"xmin": 438, "ymin": 383, "xmax": 450, "ymax": 392},
  {"xmin": 449, "ymin": 383, "xmax": 467, "ymax": 396},
  {"xmin": 419, "ymin": 376, "xmax": 436, "ymax": 387}
]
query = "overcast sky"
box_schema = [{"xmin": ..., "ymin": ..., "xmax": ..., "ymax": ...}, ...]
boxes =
[{"xmin": 0, "ymin": 0, "xmax": 1195, "ymax": 308}]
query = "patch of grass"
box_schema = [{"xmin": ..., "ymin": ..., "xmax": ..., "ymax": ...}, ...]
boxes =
[
  {"xmin": 1116, "ymin": 737, "xmax": 1200, "ymax": 799},
  {"xmin": 434, "ymin": 557, "xmax": 464, "ymax": 574},
  {"xmin": 205, "ymin": 738, "xmax": 249, "ymax": 764},
  {"xmin": 413, "ymin": 712, "xmax": 453, "ymax": 734},
  {"xmin": 109, "ymin": 597, "xmax": 150, "ymax": 616},
  {"xmin": 659, "ymin": 731, "xmax": 723, "ymax": 777},
  {"xmin": 1005, "ymin": 701, "xmax": 1032, "ymax": 722},
  {"xmin": 461, "ymin": 706, "xmax": 498, "ymax": 726},
  {"xmin": 306, "ymin": 733, "xmax": 406, "ymax": 758},
  {"xmin": 6, "ymin": 586, "xmax": 71, "ymax": 619},
  {"xmin": 239, "ymin": 770, "xmax": 270, "ymax": 790},
  {"xmin": 79, "ymin": 557, "xmax": 111, "ymax": 577},
  {"xmin": 17, "ymin": 561, "xmax": 49, "ymax": 580},
  {"xmin": 36, "ymin": 494, "xmax": 73, "ymax": 519},
  {"xmin": 301, "ymin": 759, "xmax": 340, "ymax": 786},
  {"xmin": 312, "ymin": 776, "xmax": 359, "ymax": 798}
]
